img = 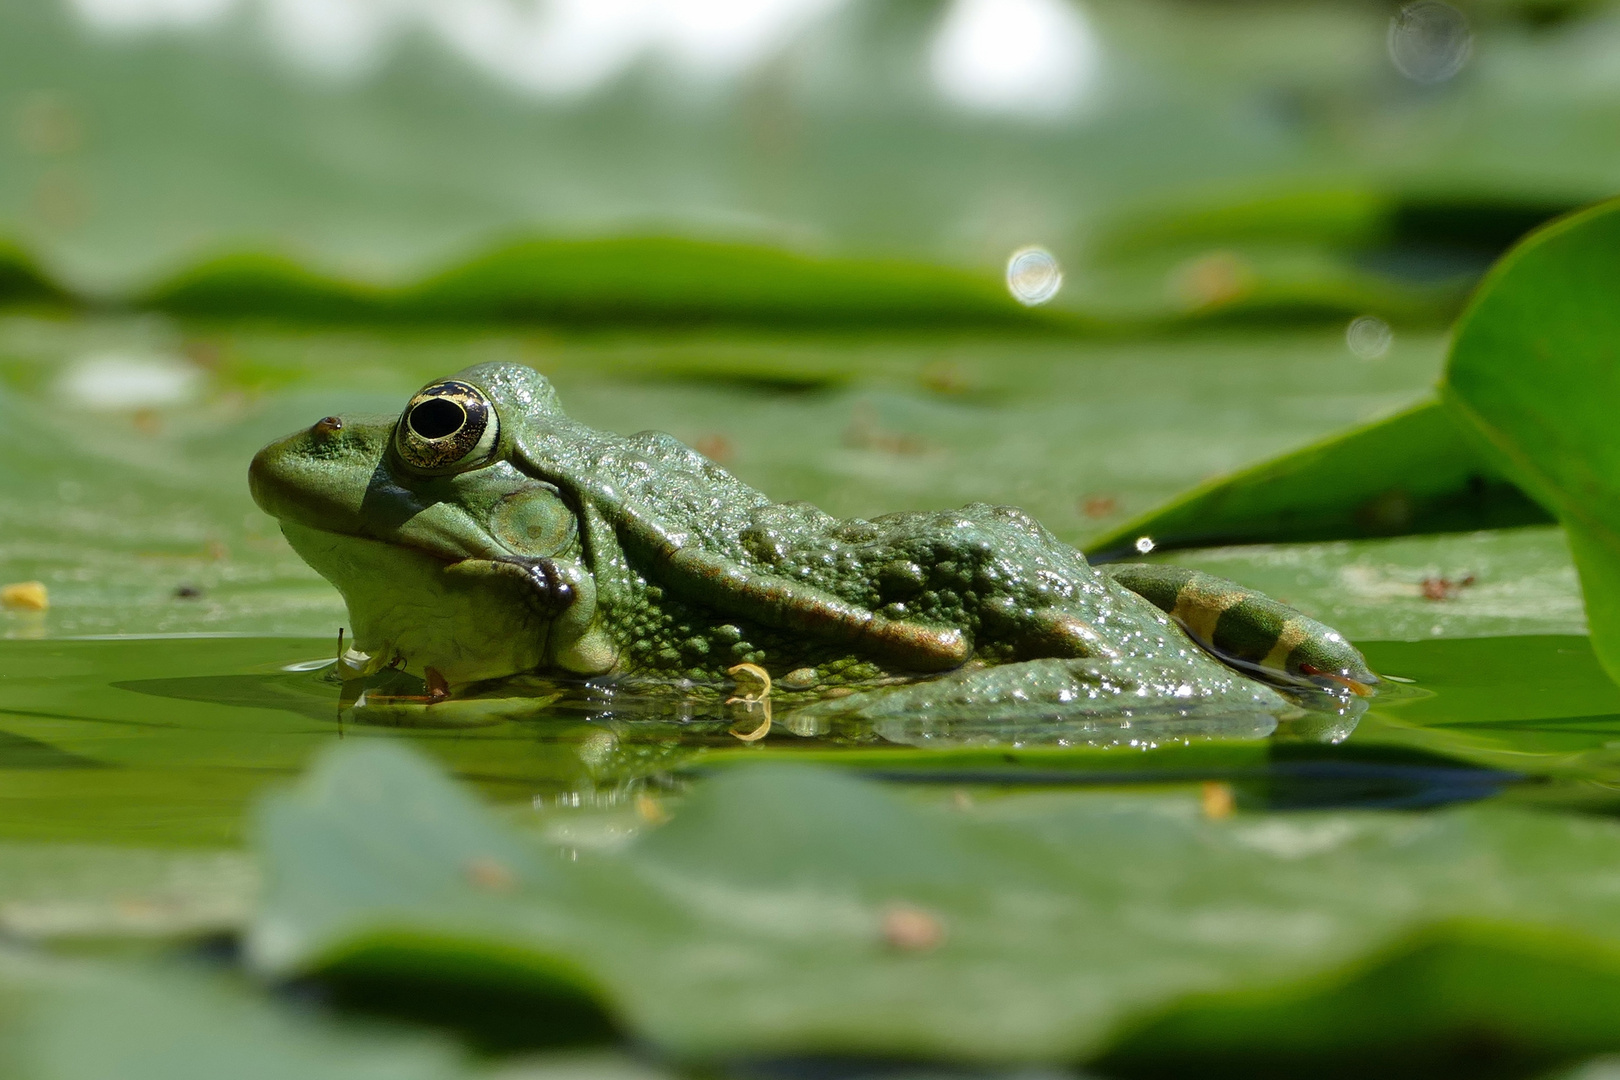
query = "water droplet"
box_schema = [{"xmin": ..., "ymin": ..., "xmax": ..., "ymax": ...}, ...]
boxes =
[
  {"xmin": 1388, "ymin": 1, "xmax": 1471, "ymax": 85},
  {"xmin": 1006, "ymin": 246, "xmax": 1063, "ymax": 306},
  {"xmin": 1134, "ymin": 536, "xmax": 1155, "ymax": 554},
  {"xmin": 1346, "ymin": 315, "xmax": 1393, "ymax": 360}
]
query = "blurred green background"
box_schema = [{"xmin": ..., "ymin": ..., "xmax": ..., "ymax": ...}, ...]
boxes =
[{"xmin": 5, "ymin": 0, "xmax": 1618, "ymax": 313}]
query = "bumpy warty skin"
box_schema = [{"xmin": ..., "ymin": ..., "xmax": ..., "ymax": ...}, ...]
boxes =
[{"xmin": 473, "ymin": 363, "xmax": 1211, "ymax": 685}]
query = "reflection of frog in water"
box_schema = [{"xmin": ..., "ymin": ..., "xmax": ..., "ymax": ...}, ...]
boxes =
[{"xmin": 249, "ymin": 363, "xmax": 1374, "ymax": 725}]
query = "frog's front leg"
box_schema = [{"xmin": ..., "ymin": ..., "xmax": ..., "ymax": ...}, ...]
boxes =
[
  {"xmin": 494, "ymin": 555, "xmax": 574, "ymax": 614},
  {"xmin": 452, "ymin": 556, "xmax": 618, "ymax": 676},
  {"xmin": 1101, "ymin": 563, "xmax": 1377, "ymax": 694}
]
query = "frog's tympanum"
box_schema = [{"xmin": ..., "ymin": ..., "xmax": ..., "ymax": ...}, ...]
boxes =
[{"xmin": 250, "ymin": 364, "xmax": 1375, "ymax": 724}]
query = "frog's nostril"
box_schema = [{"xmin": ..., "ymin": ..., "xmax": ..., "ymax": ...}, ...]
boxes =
[
  {"xmin": 313, "ymin": 416, "xmax": 343, "ymax": 438},
  {"xmin": 408, "ymin": 398, "xmax": 466, "ymax": 440}
]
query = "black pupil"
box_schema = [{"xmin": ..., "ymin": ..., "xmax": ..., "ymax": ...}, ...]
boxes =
[{"xmin": 409, "ymin": 398, "xmax": 467, "ymax": 440}]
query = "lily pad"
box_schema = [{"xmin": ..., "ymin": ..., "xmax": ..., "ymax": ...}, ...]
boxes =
[
  {"xmin": 1443, "ymin": 198, "xmax": 1620, "ymax": 684},
  {"xmin": 1085, "ymin": 399, "xmax": 1549, "ymax": 559},
  {"xmin": 0, "ymin": 949, "xmax": 664, "ymax": 1080},
  {"xmin": 1151, "ymin": 525, "xmax": 1583, "ymax": 642},
  {"xmin": 143, "ymin": 239, "xmax": 1070, "ymax": 331},
  {"xmin": 0, "ymin": 843, "xmax": 254, "ymax": 940},
  {"xmin": 0, "ymin": 950, "xmax": 465, "ymax": 1080},
  {"xmin": 251, "ymin": 743, "xmax": 1620, "ymax": 1067}
]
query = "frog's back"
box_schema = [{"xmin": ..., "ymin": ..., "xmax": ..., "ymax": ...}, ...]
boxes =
[{"xmin": 470, "ymin": 362, "xmax": 1369, "ymax": 689}]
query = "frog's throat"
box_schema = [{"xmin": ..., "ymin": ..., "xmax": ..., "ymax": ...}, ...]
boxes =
[{"xmin": 278, "ymin": 522, "xmax": 614, "ymax": 685}]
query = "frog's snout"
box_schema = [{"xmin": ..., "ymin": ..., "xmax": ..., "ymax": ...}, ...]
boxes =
[
  {"xmin": 249, "ymin": 416, "xmax": 388, "ymax": 533},
  {"xmin": 247, "ymin": 437, "xmax": 293, "ymax": 518}
]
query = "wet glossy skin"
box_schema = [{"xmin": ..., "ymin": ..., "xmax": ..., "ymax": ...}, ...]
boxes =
[{"xmin": 249, "ymin": 363, "xmax": 1374, "ymax": 714}]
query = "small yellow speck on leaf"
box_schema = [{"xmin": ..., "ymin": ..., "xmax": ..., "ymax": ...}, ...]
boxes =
[
  {"xmin": 115, "ymin": 897, "xmax": 162, "ymax": 919},
  {"xmin": 1201, "ymin": 780, "xmax": 1235, "ymax": 820},
  {"xmin": 1171, "ymin": 250, "xmax": 1256, "ymax": 311},
  {"xmin": 464, "ymin": 856, "xmax": 516, "ymax": 893},
  {"xmin": 882, "ymin": 903, "xmax": 945, "ymax": 952},
  {"xmin": 635, "ymin": 792, "xmax": 670, "ymax": 825},
  {"xmin": 1, "ymin": 582, "xmax": 47, "ymax": 612}
]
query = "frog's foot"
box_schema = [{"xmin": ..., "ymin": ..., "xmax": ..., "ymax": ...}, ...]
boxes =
[
  {"xmin": 1101, "ymin": 563, "xmax": 1378, "ymax": 695},
  {"xmin": 343, "ymin": 691, "xmax": 559, "ymax": 728},
  {"xmin": 725, "ymin": 662, "xmax": 772, "ymax": 707},
  {"xmin": 726, "ymin": 663, "xmax": 773, "ymax": 742},
  {"xmin": 358, "ymin": 666, "xmax": 451, "ymax": 706}
]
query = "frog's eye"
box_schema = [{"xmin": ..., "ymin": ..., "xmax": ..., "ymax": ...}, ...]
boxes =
[{"xmin": 395, "ymin": 380, "xmax": 499, "ymax": 472}]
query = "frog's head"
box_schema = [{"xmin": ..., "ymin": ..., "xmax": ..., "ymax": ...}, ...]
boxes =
[{"xmin": 249, "ymin": 364, "xmax": 616, "ymax": 686}]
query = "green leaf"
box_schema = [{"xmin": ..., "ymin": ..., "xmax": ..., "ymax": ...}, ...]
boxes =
[
  {"xmin": 0, "ymin": 243, "xmax": 63, "ymax": 308},
  {"xmin": 0, "ymin": 843, "xmax": 254, "ymax": 941},
  {"xmin": 1443, "ymin": 198, "xmax": 1620, "ymax": 686},
  {"xmin": 141, "ymin": 238, "xmax": 1074, "ymax": 330},
  {"xmin": 1151, "ymin": 524, "xmax": 1583, "ymax": 642},
  {"xmin": 1085, "ymin": 398, "xmax": 1549, "ymax": 559},
  {"xmin": 0, "ymin": 951, "xmax": 469, "ymax": 1080},
  {"xmin": 251, "ymin": 743, "xmax": 1620, "ymax": 1066},
  {"xmin": 1, "ymin": 952, "xmax": 662, "ymax": 1079},
  {"xmin": 1099, "ymin": 923, "xmax": 1620, "ymax": 1078}
]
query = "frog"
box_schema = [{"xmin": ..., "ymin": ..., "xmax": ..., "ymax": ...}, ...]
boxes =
[{"xmin": 248, "ymin": 362, "xmax": 1376, "ymax": 725}]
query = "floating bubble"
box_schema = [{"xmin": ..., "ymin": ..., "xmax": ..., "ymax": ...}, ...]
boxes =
[
  {"xmin": 1346, "ymin": 315, "xmax": 1393, "ymax": 360},
  {"xmin": 1388, "ymin": 1, "xmax": 1471, "ymax": 85},
  {"xmin": 1006, "ymin": 246, "xmax": 1063, "ymax": 306},
  {"xmin": 1134, "ymin": 536, "xmax": 1155, "ymax": 554}
]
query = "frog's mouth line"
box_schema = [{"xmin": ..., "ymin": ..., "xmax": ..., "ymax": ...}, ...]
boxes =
[
  {"xmin": 276, "ymin": 521, "xmax": 469, "ymax": 592},
  {"xmin": 250, "ymin": 435, "xmax": 523, "ymax": 570},
  {"xmin": 279, "ymin": 519, "xmax": 464, "ymax": 568},
  {"xmin": 302, "ymin": 518, "xmax": 583, "ymax": 622}
]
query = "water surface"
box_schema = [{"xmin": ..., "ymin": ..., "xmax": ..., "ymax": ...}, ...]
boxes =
[{"xmin": 0, "ymin": 634, "xmax": 1610, "ymax": 846}]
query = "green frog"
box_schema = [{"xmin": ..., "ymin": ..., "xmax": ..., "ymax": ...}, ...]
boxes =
[{"xmin": 249, "ymin": 363, "xmax": 1375, "ymax": 724}]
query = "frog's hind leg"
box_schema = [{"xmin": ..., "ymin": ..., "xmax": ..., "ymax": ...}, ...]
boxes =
[{"xmin": 1101, "ymin": 563, "xmax": 1378, "ymax": 694}]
